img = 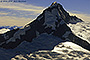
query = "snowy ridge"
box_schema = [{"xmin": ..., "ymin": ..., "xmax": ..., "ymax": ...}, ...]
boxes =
[{"xmin": 52, "ymin": 42, "xmax": 89, "ymax": 53}]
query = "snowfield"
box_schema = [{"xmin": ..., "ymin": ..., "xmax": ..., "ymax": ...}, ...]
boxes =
[{"xmin": 68, "ymin": 22, "xmax": 90, "ymax": 44}]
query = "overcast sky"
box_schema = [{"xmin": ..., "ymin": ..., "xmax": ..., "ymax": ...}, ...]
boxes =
[{"xmin": 0, "ymin": 0, "xmax": 90, "ymax": 26}]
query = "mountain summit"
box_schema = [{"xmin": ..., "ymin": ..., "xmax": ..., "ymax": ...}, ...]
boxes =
[
  {"xmin": 50, "ymin": 1, "xmax": 82, "ymax": 23},
  {"xmin": 51, "ymin": 1, "xmax": 57, "ymax": 6},
  {"xmin": 0, "ymin": 2, "xmax": 89, "ymax": 51}
]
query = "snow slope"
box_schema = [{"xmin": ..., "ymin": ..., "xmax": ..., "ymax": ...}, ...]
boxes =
[
  {"xmin": 68, "ymin": 22, "xmax": 90, "ymax": 44},
  {"xmin": 0, "ymin": 33, "xmax": 89, "ymax": 60},
  {"xmin": 11, "ymin": 37, "xmax": 90, "ymax": 60}
]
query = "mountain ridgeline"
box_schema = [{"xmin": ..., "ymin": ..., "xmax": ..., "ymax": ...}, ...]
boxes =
[{"xmin": 0, "ymin": 2, "xmax": 89, "ymax": 51}]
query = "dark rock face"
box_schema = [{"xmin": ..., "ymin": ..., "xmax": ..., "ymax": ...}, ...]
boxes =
[
  {"xmin": 0, "ymin": 2, "xmax": 90, "ymax": 51},
  {"xmin": 69, "ymin": 16, "xmax": 83, "ymax": 24}
]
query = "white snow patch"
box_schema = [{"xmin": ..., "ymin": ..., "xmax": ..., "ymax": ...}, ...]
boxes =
[
  {"xmin": 0, "ymin": 28, "xmax": 10, "ymax": 34},
  {"xmin": 11, "ymin": 55, "xmax": 27, "ymax": 60},
  {"xmin": 52, "ymin": 42, "xmax": 89, "ymax": 54},
  {"xmin": 63, "ymin": 42, "xmax": 89, "ymax": 52}
]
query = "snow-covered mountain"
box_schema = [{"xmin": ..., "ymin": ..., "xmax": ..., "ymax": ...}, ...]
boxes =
[{"xmin": 0, "ymin": 2, "xmax": 90, "ymax": 60}]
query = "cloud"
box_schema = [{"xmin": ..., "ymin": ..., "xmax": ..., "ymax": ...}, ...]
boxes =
[
  {"xmin": 1, "ymin": 3, "xmax": 89, "ymax": 26},
  {"xmin": 68, "ymin": 11, "xmax": 90, "ymax": 21},
  {"xmin": 0, "ymin": 3, "xmax": 44, "ymax": 14},
  {"xmin": 0, "ymin": 3, "xmax": 45, "ymax": 26},
  {"xmin": 0, "ymin": 16, "xmax": 33, "ymax": 26},
  {"xmin": 0, "ymin": 12, "xmax": 8, "ymax": 15}
]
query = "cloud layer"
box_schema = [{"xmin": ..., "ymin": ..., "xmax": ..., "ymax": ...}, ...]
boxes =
[
  {"xmin": 0, "ymin": 3, "xmax": 90, "ymax": 26},
  {"xmin": 0, "ymin": 3, "xmax": 44, "ymax": 26},
  {"xmin": 0, "ymin": 16, "xmax": 32, "ymax": 26},
  {"xmin": 69, "ymin": 11, "xmax": 90, "ymax": 22},
  {"xmin": 0, "ymin": 3, "xmax": 44, "ymax": 13}
]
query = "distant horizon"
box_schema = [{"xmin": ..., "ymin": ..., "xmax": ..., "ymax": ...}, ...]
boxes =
[{"xmin": 0, "ymin": 0, "xmax": 90, "ymax": 26}]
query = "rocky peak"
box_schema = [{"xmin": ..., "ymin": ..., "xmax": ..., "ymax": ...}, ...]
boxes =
[
  {"xmin": 0, "ymin": 2, "xmax": 89, "ymax": 51},
  {"xmin": 50, "ymin": 1, "xmax": 58, "ymax": 6},
  {"xmin": 49, "ymin": 2, "xmax": 82, "ymax": 23},
  {"xmin": 48, "ymin": 2, "xmax": 70, "ymax": 23}
]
